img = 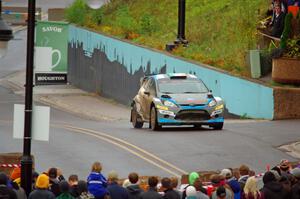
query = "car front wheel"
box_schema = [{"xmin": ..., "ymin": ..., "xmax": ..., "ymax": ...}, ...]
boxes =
[
  {"xmin": 150, "ymin": 106, "xmax": 161, "ymax": 131},
  {"xmin": 131, "ymin": 104, "xmax": 143, "ymax": 128}
]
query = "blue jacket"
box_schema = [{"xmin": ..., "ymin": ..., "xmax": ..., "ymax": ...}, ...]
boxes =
[{"xmin": 87, "ymin": 172, "xmax": 107, "ymax": 198}]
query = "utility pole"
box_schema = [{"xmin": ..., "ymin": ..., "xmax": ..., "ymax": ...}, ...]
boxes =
[{"xmin": 21, "ymin": 0, "xmax": 36, "ymax": 195}]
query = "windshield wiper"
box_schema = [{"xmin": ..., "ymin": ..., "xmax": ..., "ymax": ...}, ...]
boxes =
[
  {"xmin": 183, "ymin": 91, "xmax": 200, "ymax": 93},
  {"xmin": 162, "ymin": 92, "xmax": 173, "ymax": 94}
]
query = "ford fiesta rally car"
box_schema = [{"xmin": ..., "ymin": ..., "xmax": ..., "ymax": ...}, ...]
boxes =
[{"xmin": 130, "ymin": 73, "xmax": 225, "ymax": 130}]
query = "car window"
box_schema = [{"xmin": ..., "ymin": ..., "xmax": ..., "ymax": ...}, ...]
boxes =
[{"xmin": 157, "ymin": 79, "xmax": 208, "ymax": 94}]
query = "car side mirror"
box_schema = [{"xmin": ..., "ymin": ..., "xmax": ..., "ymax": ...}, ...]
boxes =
[{"xmin": 144, "ymin": 91, "xmax": 150, "ymax": 95}]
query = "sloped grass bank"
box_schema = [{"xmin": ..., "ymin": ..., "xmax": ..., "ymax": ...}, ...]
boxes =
[{"xmin": 66, "ymin": 0, "xmax": 269, "ymax": 76}]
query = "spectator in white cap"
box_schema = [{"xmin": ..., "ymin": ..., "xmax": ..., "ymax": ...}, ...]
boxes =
[{"xmin": 220, "ymin": 169, "xmax": 240, "ymax": 199}]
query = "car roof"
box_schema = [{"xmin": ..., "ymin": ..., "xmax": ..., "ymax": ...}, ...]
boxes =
[{"xmin": 152, "ymin": 73, "xmax": 198, "ymax": 80}]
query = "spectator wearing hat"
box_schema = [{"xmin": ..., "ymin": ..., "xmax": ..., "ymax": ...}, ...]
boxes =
[
  {"xmin": 181, "ymin": 172, "xmax": 200, "ymax": 199},
  {"xmin": 126, "ymin": 172, "xmax": 143, "ymax": 199},
  {"xmin": 56, "ymin": 180, "xmax": 75, "ymax": 199},
  {"xmin": 261, "ymin": 171, "xmax": 288, "ymax": 199},
  {"xmin": 68, "ymin": 174, "xmax": 79, "ymax": 198},
  {"xmin": 106, "ymin": 170, "xmax": 128, "ymax": 199},
  {"xmin": 220, "ymin": 169, "xmax": 240, "ymax": 199},
  {"xmin": 28, "ymin": 174, "xmax": 55, "ymax": 199},
  {"xmin": 185, "ymin": 186, "xmax": 197, "ymax": 199},
  {"xmin": 141, "ymin": 176, "xmax": 162, "ymax": 199},
  {"xmin": 0, "ymin": 172, "xmax": 17, "ymax": 199},
  {"xmin": 161, "ymin": 177, "xmax": 180, "ymax": 199},
  {"xmin": 241, "ymin": 176, "xmax": 263, "ymax": 199},
  {"xmin": 77, "ymin": 180, "xmax": 95, "ymax": 199},
  {"xmin": 290, "ymin": 167, "xmax": 300, "ymax": 199},
  {"xmin": 279, "ymin": 160, "xmax": 291, "ymax": 175},
  {"xmin": 210, "ymin": 175, "xmax": 233, "ymax": 199},
  {"xmin": 87, "ymin": 162, "xmax": 108, "ymax": 199},
  {"xmin": 9, "ymin": 167, "xmax": 27, "ymax": 199}
]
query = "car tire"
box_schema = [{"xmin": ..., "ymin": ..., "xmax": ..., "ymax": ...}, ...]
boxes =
[
  {"xmin": 211, "ymin": 122, "xmax": 223, "ymax": 130},
  {"xmin": 150, "ymin": 106, "xmax": 161, "ymax": 131},
  {"xmin": 131, "ymin": 104, "xmax": 143, "ymax": 128}
]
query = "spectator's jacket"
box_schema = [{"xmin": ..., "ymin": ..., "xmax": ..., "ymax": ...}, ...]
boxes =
[
  {"xmin": 87, "ymin": 172, "xmax": 107, "ymax": 198},
  {"xmin": 107, "ymin": 182, "xmax": 129, "ymax": 199},
  {"xmin": 49, "ymin": 178, "xmax": 61, "ymax": 197},
  {"xmin": 127, "ymin": 184, "xmax": 143, "ymax": 199},
  {"xmin": 163, "ymin": 189, "xmax": 180, "ymax": 199},
  {"xmin": 291, "ymin": 181, "xmax": 300, "ymax": 199},
  {"xmin": 28, "ymin": 188, "xmax": 56, "ymax": 199},
  {"xmin": 238, "ymin": 176, "xmax": 249, "ymax": 191},
  {"xmin": 0, "ymin": 184, "xmax": 18, "ymax": 199},
  {"xmin": 56, "ymin": 192, "xmax": 75, "ymax": 199},
  {"xmin": 227, "ymin": 178, "xmax": 241, "ymax": 199},
  {"xmin": 271, "ymin": 12, "xmax": 286, "ymax": 38},
  {"xmin": 141, "ymin": 187, "xmax": 162, "ymax": 199},
  {"xmin": 261, "ymin": 181, "xmax": 289, "ymax": 199}
]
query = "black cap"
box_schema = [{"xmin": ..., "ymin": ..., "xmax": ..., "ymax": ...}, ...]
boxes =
[{"xmin": 216, "ymin": 186, "xmax": 226, "ymax": 198}]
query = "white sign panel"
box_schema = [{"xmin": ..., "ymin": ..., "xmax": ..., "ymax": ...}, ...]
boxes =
[{"xmin": 13, "ymin": 104, "xmax": 50, "ymax": 141}]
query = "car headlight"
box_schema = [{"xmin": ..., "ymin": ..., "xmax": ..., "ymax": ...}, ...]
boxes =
[
  {"xmin": 208, "ymin": 99, "xmax": 217, "ymax": 107},
  {"xmin": 163, "ymin": 100, "xmax": 177, "ymax": 107},
  {"xmin": 215, "ymin": 104, "xmax": 224, "ymax": 110}
]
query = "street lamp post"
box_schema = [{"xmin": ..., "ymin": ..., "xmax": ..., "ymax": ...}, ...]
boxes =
[
  {"xmin": 21, "ymin": 0, "xmax": 36, "ymax": 195},
  {"xmin": 175, "ymin": 0, "xmax": 188, "ymax": 45},
  {"xmin": 0, "ymin": 0, "xmax": 13, "ymax": 58}
]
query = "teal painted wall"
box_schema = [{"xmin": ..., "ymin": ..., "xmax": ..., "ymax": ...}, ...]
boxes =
[{"xmin": 69, "ymin": 25, "xmax": 274, "ymax": 119}]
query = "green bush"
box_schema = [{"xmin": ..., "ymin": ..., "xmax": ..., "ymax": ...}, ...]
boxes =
[
  {"xmin": 65, "ymin": 0, "xmax": 88, "ymax": 26},
  {"xmin": 139, "ymin": 14, "xmax": 159, "ymax": 35},
  {"xmin": 280, "ymin": 13, "xmax": 293, "ymax": 49}
]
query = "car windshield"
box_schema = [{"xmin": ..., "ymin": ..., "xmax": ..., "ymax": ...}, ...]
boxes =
[{"xmin": 157, "ymin": 79, "xmax": 208, "ymax": 94}]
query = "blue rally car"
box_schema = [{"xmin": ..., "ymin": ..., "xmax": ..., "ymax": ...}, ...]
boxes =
[{"xmin": 130, "ymin": 73, "xmax": 225, "ymax": 130}]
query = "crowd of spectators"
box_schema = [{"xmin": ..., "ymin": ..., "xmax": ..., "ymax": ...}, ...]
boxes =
[
  {"xmin": 1, "ymin": 159, "xmax": 300, "ymax": 199},
  {"xmin": 264, "ymin": 0, "xmax": 300, "ymax": 38}
]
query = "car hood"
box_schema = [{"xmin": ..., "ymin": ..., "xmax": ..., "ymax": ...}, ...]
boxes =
[{"xmin": 160, "ymin": 93, "xmax": 209, "ymax": 105}]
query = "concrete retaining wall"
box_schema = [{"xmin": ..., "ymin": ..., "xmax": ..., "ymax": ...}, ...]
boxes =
[{"xmin": 68, "ymin": 25, "xmax": 274, "ymax": 119}]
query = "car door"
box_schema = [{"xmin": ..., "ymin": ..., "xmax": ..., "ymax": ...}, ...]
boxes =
[
  {"xmin": 138, "ymin": 78, "xmax": 151, "ymax": 119},
  {"xmin": 143, "ymin": 78, "xmax": 156, "ymax": 120}
]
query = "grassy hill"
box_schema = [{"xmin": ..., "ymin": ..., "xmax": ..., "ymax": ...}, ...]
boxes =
[{"xmin": 66, "ymin": 0, "xmax": 269, "ymax": 76}]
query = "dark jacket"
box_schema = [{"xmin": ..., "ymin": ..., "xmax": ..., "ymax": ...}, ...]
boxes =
[
  {"xmin": 49, "ymin": 178, "xmax": 61, "ymax": 197},
  {"xmin": 261, "ymin": 181, "xmax": 288, "ymax": 199},
  {"xmin": 141, "ymin": 187, "xmax": 162, "ymax": 199},
  {"xmin": 291, "ymin": 181, "xmax": 300, "ymax": 199},
  {"xmin": 127, "ymin": 184, "xmax": 143, "ymax": 199},
  {"xmin": 28, "ymin": 188, "xmax": 56, "ymax": 199},
  {"xmin": 87, "ymin": 172, "xmax": 107, "ymax": 198},
  {"xmin": 70, "ymin": 185, "xmax": 80, "ymax": 198},
  {"xmin": 271, "ymin": 12, "xmax": 286, "ymax": 38},
  {"xmin": 107, "ymin": 182, "xmax": 129, "ymax": 199},
  {"xmin": 163, "ymin": 189, "xmax": 180, "ymax": 199},
  {"xmin": 0, "ymin": 185, "xmax": 18, "ymax": 199}
]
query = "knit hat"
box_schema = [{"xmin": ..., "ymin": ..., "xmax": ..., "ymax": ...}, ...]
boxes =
[
  {"xmin": 220, "ymin": 169, "xmax": 232, "ymax": 179},
  {"xmin": 108, "ymin": 170, "xmax": 118, "ymax": 182},
  {"xmin": 36, "ymin": 174, "xmax": 49, "ymax": 189},
  {"xmin": 188, "ymin": 172, "xmax": 199, "ymax": 185},
  {"xmin": 290, "ymin": 168, "xmax": 300, "ymax": 179},
  {"xmin": 0, "ymin": 172, "xmax": 8, "ymax": 185},
  {"xmin": 10, "ymin": 167, "xmax": 21, "ymax": 181},
  {"xmin": 186, "ymin": 186, "xmax": 197, "ymax": 196},
  {"xmin": 263, "ymin": 171, "xmax": 276, "ymax": 184}
]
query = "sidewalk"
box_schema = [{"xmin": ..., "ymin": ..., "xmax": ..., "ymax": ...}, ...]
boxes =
[{"xmin": 1, "ymin": 70, "xmax": 130, "ymax": 121}]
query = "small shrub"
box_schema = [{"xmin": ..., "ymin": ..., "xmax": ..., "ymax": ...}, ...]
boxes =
[
  {"xmin": 115, "ymin": 5, "xmax": 137, "ymax": 36},
  {"xmin": 139, "ymin": 14, "xmax": 158, "ymax": 35},
  {"xmin": 65, "ymin": 0, "xmax": 88, "ymax": 26}
]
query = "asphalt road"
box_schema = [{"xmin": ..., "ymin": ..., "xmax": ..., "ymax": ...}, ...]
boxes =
[{"xmin": 1, "ymin": 31, "xmax": 300, "ymax": 181}]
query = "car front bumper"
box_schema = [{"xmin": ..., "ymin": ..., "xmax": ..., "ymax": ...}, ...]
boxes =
[{"xmin": 156, "ymin": 105, "xmax": 224, "ymax": 125}]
